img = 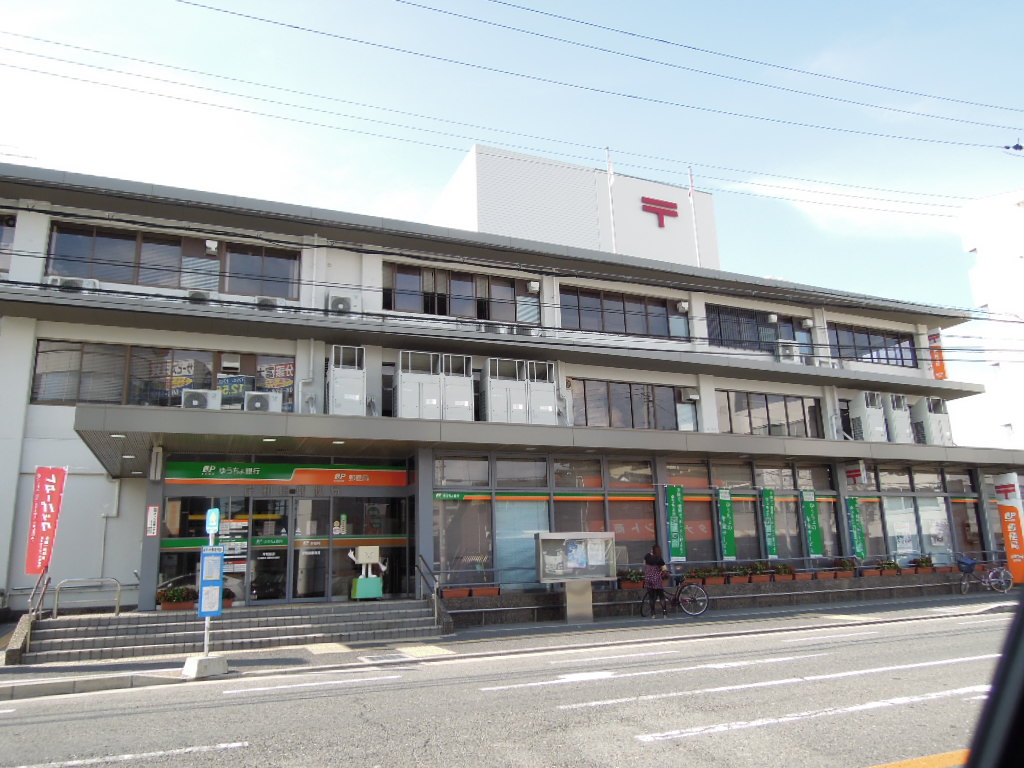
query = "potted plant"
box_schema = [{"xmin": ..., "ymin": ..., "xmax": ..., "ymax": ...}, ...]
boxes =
[
  {"xmin": 774, "ymin": 562, "xmax": 796, "ymax": 581},
  {"xmin": 702, "ymin": 566, "xmax": 727, "ymax": 586},
  {"xmin": 879, "ymin": 558, "xmax": 900, "ymax": 576},
  {"xmin": 727, "ymin": 565, "xmax": 751, "ymax": 584},
  {"xmin": 748, "ymin": 561, "xmax": 772, "ymax": 583},
  {"xmin": 833, "ymin": 558, "xmax": 856, "ymax": 579},
  {"xmin": 618, "ymin": 568, "xmax": 644, "ymax": 589},
  {"xmin": 156, "ymin": 585, "xmax": 198, "ymax": 610},
  {"xmin": 911, "ymin": 555, "xmax": 934, "ymax": 574}
]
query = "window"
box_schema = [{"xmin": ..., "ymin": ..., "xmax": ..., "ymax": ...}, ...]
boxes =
[
  {"xmin": 434, "ymin": 457, "xmax": 489, "ymax": 487},
  {"xmin": 558, "ymin": 286, "xmax": 689, "ymax": 339},
  {"xmin": 31, "ymin": 341, "xmax": 294, "ymax": 409},
  {"xmin": 717, "ymin": 390, "xmax": 824, "ymax": 439},
  {"xmin": 827, "ymin": 322, "xmax": 917, "ymax": 367},
  {"xmin": 47, "ymin": 224, "xmax": 300, "ymax": 297},
  {"xmin": 383, "ymin": 263, "xmax": 540, "ymax": 324},
  {"xmin": 0, "ymin": 214, "xmax": 15, "ymax": 274},
  {"xmin": 570, "ymin": 378, "xmax": 688, "ymax": 430}
]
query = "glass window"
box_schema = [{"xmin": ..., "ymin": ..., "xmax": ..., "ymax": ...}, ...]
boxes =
[
  {"xmin": 138, "ymin": 236, "xmax": 182, "ymax": 287},
  {"xmin": 774, "ymin": 499, "xmax": 802, "ymax": 559},
  {"xmin": 950, "ymin": 500, "xmax": 982, "ymax": 558},
  {"xmin": 225, "ymin": 246, "xmax": 298, "ymax": 298},
  {"xmin": 712, "ymin": 462, "xmax": 753, "ymax": 489},
  {"xmin": 878, "ymin": 466, "xmax": 912, "ymax": 492},
  {"xmin": 748, "ymin": 393, "xmax": 769, "ymax": 435},
  {"xmin": 630, "ymin": 384, "xmax": 651, "ymax": 430},
  {"xmin": 31, "ymin": 341, "xmax": 82, "ymax": 402},
  {"xmin": 602, "ymin": 293, "xmax": 626, "ymax": 333},
  {"xmin": 579, "ymin": 290, "xmax": 603, "ymax": 332},
  {"xmin": 796, "ymin": 465, "xmax": 833, "ymax": 491},
  {"xmin": 49, "ymin": 225, "xmax": 94, "ymax": 278},
  {"xmin": 393, "ymin": 265, "xmax": 423, "ymax": 312},
  {"xmin": 559, "ymin": 288, "xmax": 580, "ymax": 329},
  {"xmin": 716, "ymin": 391, "xmax": 732, "ymax": 433},
  {"xmin": 656, "ymin": 387, "xmax": 680, "ymax": 430},
  {"xmin": 449, "ymin": 272, "xmax": 476, "ymax": 317},
  {"xmin": 434, "ymin": 457, "xmax": 489, "ymax": 487},
  {"xmin": 489, "ymin": 277, "xmax": 516, "ymax": 323},
  {"xmin": 944, "ymin": 469, "xmax": 974, "ymax": 493},
  {"xmin": 917, "ymin": 497, "xmax": 952, "ymax": 560},
  {"xmin": 570, "ymin": 379, "xmax": 587, "ymax": 426},
  {"xmin": 495, "ymin": 499, "xmax": 548, "ymax": 586},
  {"xmin": 668, "ymin": 305, "xmax": 690, "ymax": 338},
  {"xmin": 515, "ymin": 280, "xmax": 541, "ymax": 324},
  {"xmin": 814, "ymin": 499, "xmax": 841, "ymax": 558},
  {"xmin": 646, "ymin": 299, "xmax": 669, "ymax": 337},
  {"xmin": 623, "ymin": 295, "xmax": 647, "ymax": 335},
  {"xmin": 495, "ymin": 458, "xmax": 547, "ymax": 488},
  {"xmin": 609, "ymin": 499, "xmax": 656, "ymax": 564},
  {"xmin": 608, "ymin": 460, "xmax": 653, "ymax": 489},
  {"xmin": 679, "ymin": 499, "xmax": 715, "ymax": 563},
  {"xmin": 858, "ymin": 499, "xmax": 886, "ymax": 557},
  {"xmin": 608, "ymin": 382, "xmax": 632, "ymax": 428},
  {"xmin": 434, "ymin": 497, "xmax": 492, "ymax": 584},
  {"xmin": 785, "ymin": 396, "xmax": 807, "ymax": 437},
  {"xmin": 884, "ymin": 497, "xmax": 921, "ymax": 557},
  {"xmin": 755, "ymin": 464, "xmax": 794, "ymax": 489},
  {"xmin": 912, "ymin": 468, "xmax": 943, "ymax": 492},
  {"xmin": 583, "ymin": 380, "xmax": 610, "ymax": 427},
  {"xmin": 732, "ymin": 499, "xmax": 760, "ymax": 560},
  {"xmin": 92, "ymin": 229, "xmax": 136, "ymax": 283},
  {"xmin": 553, "ymin": 458, "xmax": 602, "ymax": 488},
  {"xmin": 766, "ymin": 394, "xmax": 787, "ymax": 436},
  {"xmin": 79, "ymin": 345, "xmax": 128, "ymax": 403},
  {"xmin": 554, "ymin": 500, "xmax": 605, "ymax": 532},
  {"xmin": 666, "ymin": 461, "xmax": 709, "ymax": 489},
  {"xmin": 827, "ymin": 323, "xmax": 917, "ymax": 368},
  {"xmin": 728, "ymin": 392, "xmax": 752, "ymax": 435},
  {"xmin": 0, "ymin": 215, "xmax": 14, "ymax": 274}
]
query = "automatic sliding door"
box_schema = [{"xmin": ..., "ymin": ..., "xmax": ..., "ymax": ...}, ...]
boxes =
[
  {"xmin": 292, "ymin": 499, "xmax": 331, "ymax": 600},
  {"xmin": 249, "ymin": 499, "xmax": 288, "ymax": 602}
]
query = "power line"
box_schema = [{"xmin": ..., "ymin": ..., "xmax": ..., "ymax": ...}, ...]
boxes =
[
  {"xmin": 480, "ymin": 0, "xmax": 1024, "ymax": 116},
  {"xmin": 174, "ymin": 1, "xmax": 1000, "ymax": 149},
  {"xmin": 0, "ymin": 31, "xmax": 975, "ymax": 203},
  {"xmin": 397, "ymin": 0, "xmax": 1023, "ymax": 133}
]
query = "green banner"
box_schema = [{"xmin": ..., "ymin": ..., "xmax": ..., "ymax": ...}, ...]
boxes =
[
  {"xmin": 802, "ymin": 490, "xmax": 824, "ymax": 557},
  {"xmin": 666, "ymin": 486, "xmax": 686, "ymax": 561},
  {"xmin": 718, "ymin": 488, "xmax": 737, "ymax": 560},
  {"xmin": 846, "ymin": 498, "xmax": 867, "ymax": 559},
  {"xmin": 433, "ymin": 492, "xmax": 466, "ymax": 501},
  {"xmin": 761, "ymin": 489, "xmax": 778, "ymax": 559}
]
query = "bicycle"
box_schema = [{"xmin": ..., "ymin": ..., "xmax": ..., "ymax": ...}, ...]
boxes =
[
  {"xmin": 639, "ymin": 577, "xmax": 709, "ymax": 617},
  {"xmin": 957, "ymin": 555, "xmax": 1013, "ymax": 594}
]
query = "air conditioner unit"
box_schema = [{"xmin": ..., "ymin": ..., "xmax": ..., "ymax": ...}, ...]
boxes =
[
  {"xmin": 849, "ymin": 391, "xmax": 887, "ymax": 442},
  {"xmin": 187, "ymin": 289, "xmax": 212, "ymax": 303},
  {"xmin": 882, "ymin": 393, "xmax": 914, "ymax": 443},
  {"xmin": 911, "ymin": 397, "xmax": 953, "ymax": 446},
  {"xmin": 328, "ymin": 345, "xmax": 366, "ymax": 416},
  {"xmin": 255, "ymin": 296, "xmax": 280, "ymax": 310},
  {"xmin": 675, "ymin": 300, "xmax": 690, "ymax": 313},
  {"xmin": 244, "ymin": 391, "xmax": 283, "ymax": 413},
  {"xmin": 800, "ymin": 318, "xmax": 814, "ymax": 330},
  {"xmin": 181, "ymin": 389, "xmax": 222, "ymax": 410},
  {"xmin": 46, "ymin": 276, "xmax": 99, "ymax": 291},
  {"xmin": 205, "ymin": 239, "xmax": 220, "ymax": 255},
  {"xmin": 326, "ymin": 291, "xmax": 362, "ymax": 313},
  {"xmin": 526, "ymin": 280, "xmax": 541, "ymax": 294},
  {"xmin": 775, "ymin": 339, "xmax": 802, "ymax": 363},
  {"xmin": 766, "ymin": 313, "xmax": 779, "ymax": 324},
  {"xmin": 220, "ymin": 353, "xmax": 241, "ymax": 373}
]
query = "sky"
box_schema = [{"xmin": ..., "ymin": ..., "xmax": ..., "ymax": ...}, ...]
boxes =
[{"xmin": 2, "ymin": 0, "xmax": 1023, "ymax": 312}]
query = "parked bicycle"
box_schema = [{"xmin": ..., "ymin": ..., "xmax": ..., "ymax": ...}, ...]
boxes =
[
  {"xmin": 957, "ymin": 555, "xmax": 1013, "ymax": 595},
  {"xmin": 640, "ymin": 576, "xmax": 709, "ymax": 617}
]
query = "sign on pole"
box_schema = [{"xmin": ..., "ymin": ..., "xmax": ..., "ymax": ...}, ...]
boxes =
[
  {"xmin": 205, "ymin": 507, "xmax": 221, "ymax": 535},
  {"xmin": 198, "ymin": 546, "xmax": 225, "ymax": 618},
  {"xmin": 718, "ymin": 488, "xmax": 736, "ymax": 560},
  {"xmin": 846, "ymin": 498, "xmax": 867, "ymax": 560},
  {"xmin": 666, "ymin": 486, "xmax": 686, "ymax": 561},
  {"xmin": 26, "ymin": 467, "xmax": 68, "ymax": 575},
  {"xmin": 802, "ymin": 490, "xmax": 824, "ymax": 557},
  {"xmin": 761, "ymin": 489, "xmax": 778, "ymax": 559},
  {"xmin": 993, "ymin": 473, "xmax": 1024, "ymax": 584}
]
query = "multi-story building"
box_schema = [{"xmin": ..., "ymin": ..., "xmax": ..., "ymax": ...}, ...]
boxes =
[{"xmin": 0, "ymin": 162, "xmax": 1019, "ymax": 613}]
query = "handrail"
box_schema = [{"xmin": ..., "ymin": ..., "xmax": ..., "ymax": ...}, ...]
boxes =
[
  {"xmin": 52, "ymin": 577, "xmax": 123, "ymax": 618},
  {"xmin": 28, "ymin": 569, "xmax": 51, "ymax": 619},
  {"xmin": 414, "ymin": 555, "xmax": 439, "ymax": 626}
]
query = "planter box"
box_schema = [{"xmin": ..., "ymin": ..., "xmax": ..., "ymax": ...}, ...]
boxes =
[
  {"xmin": 915, "ymin": 567, "xmax": 935, "ymax": 574},
  {"xmin": 702, "ymin": 576, "xmax": 727, "ymax": 586},
  {"xmin": 774, "ymin": 573, "xmax": 795, "ymax": 581},
  {"xmin": 441, "ymin": 587, "xmax": 471, "ymax": 598},
  {"xmin": 727, "ymin": 575, "xmax": 749, "ymax": 584},
  {"xmin": 835, "ymin": 570, "xmax": 855, "ymax": 579},
  {"xmin": 471, "ymin": 587, "xmax": 500, "ymax": 597},
  {"xmin": 935, "ymin": 566, "xmax": 956, "ymax": 573},
  {"xmin": 749, "ymin": 574, "xmax": 772, "ymax": 583},
  {"xmin": 619, "ymin": 581, "xmax": 643, "ymax": 590},
  {"xmin": 159, "ymin": 601, "xmax": 195, "ymax": 611},
  {"xmin": 861, "ymin": 569, "xmax": 881, "ymax": 578},
  {"xmin": 794, "ymin": 572, "xmax": 815, "ymax": 581},
  {"xmin": 881, "ymin": 568, "xmax": 900, "ymax": 576}
]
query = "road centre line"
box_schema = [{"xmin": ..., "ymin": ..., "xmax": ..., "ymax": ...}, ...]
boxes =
[
  {"xmin": 223, "ymin": 674, "xmax": 400, "ymax": 695},
  {"xmin": 561, "ymin": 653, "xmax": 998, "ymax": 710},
  {"xmin": 481, "ymin": 654, "xmax": 826, "ymax": 691},
  {"xmin": 636, "ymin": 686, "xmax": 989, "ymax": 742},
  {"xmin": 8, "ymin": 742, "xmax": 249, "ymax": 768},
  {"xmin": 957, "ymin": 617, "xmax": 1011, "ymax": 625},
  {"xmin": 548, "ymin": 650, "xmax": 681, "ymax": 665},
  {"xmin": 783, "ymin": 631, "xmax": 878, "ymax": 642}
]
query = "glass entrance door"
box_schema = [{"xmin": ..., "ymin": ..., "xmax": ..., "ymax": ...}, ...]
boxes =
[
  {"xmin": 292, "ymin": 499, "xmax": 331, "ymax": 600},
  {"xmin": 249, "ymin": 498, "xmax": 289, "ymax": 602}
]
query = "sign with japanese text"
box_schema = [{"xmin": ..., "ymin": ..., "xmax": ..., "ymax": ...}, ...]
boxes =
[
  {"xmin": 146, "ymin": 505, "xmax": 160, "ymax": 537},
  {"xmin": 846, "ymin": 498, "xmax": 867, "ymax": 560},
  {"xmin": 198, "ymin": 546, "xmax": 225, "ymax": 618},
  {"xmin": 761, "ymin": 489, "xmax": 778, "ymax": 559},
  {"xmin": 993, "ymin": 473, "xmax": 1024, "ymax": 583},
  {"xmin": 717, "ymin": 488, "xmax": 736, "ymax": 560},
  {"xmin": 666, "ymin": 486, "xmax": 686, "ymax": 561},
  {"xmin": 166, "ymin": 462, "xmax": 408, "ymax": 487},
  {"xmin": 25, "ymin": 467, "xmax": 68, "ymax": 575},
  {"xmin": 802, "ymin": 490, "xmax": 824, "ymax": 557},
  {"xmin": 928, "ymin": 332, "xmax": 947, "ymax": 380}
]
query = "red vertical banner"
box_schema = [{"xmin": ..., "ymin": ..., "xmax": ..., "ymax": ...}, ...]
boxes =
[
  {"xmin": 994, "ymin": 473, "xmax": 1024, "ymax": 585},
  {"xmin": 25, "ymin": 467, "xmax": 68, "ymax": 575},
  {"xmin": 928, "ymin": 332, "xmax": 947, "ymax": 380}
]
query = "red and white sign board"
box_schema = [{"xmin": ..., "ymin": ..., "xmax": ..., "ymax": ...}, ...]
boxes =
[
  {"xmin": 25, "ymin": 467, "xmax": 68, "ymax": 575},
  {"xmin": 993, "ymin": 473, "xmax": 1024, "ymax": 585}
]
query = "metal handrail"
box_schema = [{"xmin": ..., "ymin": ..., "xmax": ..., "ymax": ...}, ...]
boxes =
[
  {"xmin": 52, "ymin": 577, "xmax": 123, "ymax": 618},
  {"xmin": 414, "ymin": 555, "xmax": 439, "ymax": 625},
  {"xmin": 28, "ymin": 569, "xmax": 51, "ymax": 619}
]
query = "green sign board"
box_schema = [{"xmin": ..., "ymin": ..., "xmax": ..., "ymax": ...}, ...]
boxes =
[
  {"xmin": 666, "ymin": 486, "xmax": 686, "ymax": 561},
  {"xmin": 718, "ymin": 488, "xmax": 736, "ymax": 560},
  {"xmin": 802, "ymin": 490, "xmax": 824, "ymax": 557},
  {"xmin": 761, "ymin": 489, "xmax": 778, "ymax": 559},
  {"xmin": 846, "ymin": 498, "xmax": 867, "ymax": 559}
]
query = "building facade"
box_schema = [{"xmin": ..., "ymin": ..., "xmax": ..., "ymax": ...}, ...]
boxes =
[{"xmin": 1, "ymin": 163, "xmax": 1021, "ymax": 612}]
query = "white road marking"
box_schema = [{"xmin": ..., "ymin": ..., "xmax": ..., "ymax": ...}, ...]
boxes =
[
  {"xmin": 8, "ymin": 741, "xmax": 248, "ymax": 767},
  {"xmin": 957, "ymin": 618, "xmax": 1011, "ymax": 625},
  {"xmin": 223, "ymin": 674, "xmax": 400, "ymax": 695},
  {"xmin": 549, "ymin": 650, "xmax": 681, "ymax": 665},
  {"xmin": 563, "ymin": 653, "xmax": 998, "ymax": 710},
  {"xmin": 783, "ymin": 631, "xmax": 878, "ymax": 642},
  {"xmin": 636, "ymin": 685, "xmax": 989, "ymax": 742},
  {"xmin": 0, "ymin": 708, "xmax": 15, "ymax": 713},
  {"xmin": 481, "ymin": 654, "xmax": 825, "ymax": 692}
]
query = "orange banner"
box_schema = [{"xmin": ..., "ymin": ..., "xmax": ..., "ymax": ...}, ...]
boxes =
[{"xmin": 994, "ymin": 474, "xmax": 1024, "ymax": 584}]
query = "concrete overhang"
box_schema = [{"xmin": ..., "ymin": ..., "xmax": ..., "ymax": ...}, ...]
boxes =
[{"xmin": 75, "ymin": 404, "xmax": 1024, "ymax": 479}]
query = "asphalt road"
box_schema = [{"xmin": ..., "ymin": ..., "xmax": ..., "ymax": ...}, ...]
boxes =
[{"xmin": 0, "ymin": 604, "xmax": 1012, "ymax": 768}]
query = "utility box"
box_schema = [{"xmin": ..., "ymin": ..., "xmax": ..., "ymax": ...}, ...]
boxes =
[
  {"xmin": 849, "ymin": 391, "xmax": 887, "ymax": 442},
  {"xmin": 482, "ymin": 358, "xmax": 557, "ymax": 425},
  {"xmin": 911, "ymin": 397, "xmax": 953, "ymax": 446},
  {"xmin": 441, "ymin": 354, "xmax": 474, "ymax": 421},
  {"xmin": 328, "ymin": 345, "xmax": 366, "ymax": 416},
  {"xmin": 395, "ymin": 351, "xmax": 442, "ymax": 420},
  {"xmin": 882, "ymin": 393, "xmax": 914, "ymax": 443}
]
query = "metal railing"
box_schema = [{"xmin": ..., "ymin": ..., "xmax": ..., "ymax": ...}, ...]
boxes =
[
  {"xmin": 51, "ymin": 578, "xmax": 123, "ymax": 618},
  {"xmin": 28, "ymin": 569, "xmax": 51, "ymax": 619},
  {"xmin": 414, "ymin": 555, "xmax": 439, "ymax": 626}
]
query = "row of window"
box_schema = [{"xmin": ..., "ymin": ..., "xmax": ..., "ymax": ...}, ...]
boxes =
[
  {"xmin": 382, "ymin": 263, "xmax": 541, "ymax": 323},
  {"xmin": 828, "ymin": 323, "xmax": 917, "ymax": 368},
  {"xmin": 48, "ymin": 224, "xmax": 300, "ymax": 298},
  {"xmin": 705, "ymin": 304, "xmax": 814, "ymax": 354},
  {"xmin": 716, "ymin": 390, "xmax": 825, "ymax": 439},
  {"xmin": 0, "ymin": 214, "xmax": 14, "ymax": 273},
  {"xmin": 558, "ymin": 287, "xmax": 690, "ymax": 338},
  {"xmin": 568, "ymin": 378, "xmax": 699, "ymax": 431},
  {"xmin": 31, "ymin": 341, "xmax": 296, "ymax": 409}
]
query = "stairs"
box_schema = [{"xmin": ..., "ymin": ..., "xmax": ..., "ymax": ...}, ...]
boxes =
[{"xmin": 21, "ymin": 600, "xmax": 443, "ymax": 664}]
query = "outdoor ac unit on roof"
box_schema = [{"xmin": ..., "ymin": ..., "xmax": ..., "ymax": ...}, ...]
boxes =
[
  {"xmin": 187, "ymin": 289, "xmax": 212, "ymax": 302},
  {"xmin": 244, "ymin": 391, "xmax": 283, "ymax": 413},
  {"xmin": 255, "ymin": 296, "xmax": 280, "ymax": 310},
  {"xmin": 775, "ymin": 339, "xmax": 802, "ymax": 363},
  {"xmin": 326, "ymin": 292, "xmax": 362, "ymax": 313},
  {"xmin": 46, "ymin": 276, "xmax": 99, "ymax": 291},
  {"xmin": 181, "ymin": 389, "xmax": 222, "ymax": 410}
]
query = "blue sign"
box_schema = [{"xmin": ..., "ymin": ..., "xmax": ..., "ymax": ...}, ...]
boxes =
[
  {"xmin": 198, "ymin": 546, "xmax": 225, "ymax": 618},
  {"xmin": 205, "ymin": 507, "xmax": 221, "ymax": 535}
]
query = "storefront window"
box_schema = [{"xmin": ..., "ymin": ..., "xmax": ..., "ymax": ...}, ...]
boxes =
[
  {"xmin": 665, "ymin": 461, "xmax": 710, "ymax": 489},
  {"xmin": 944, "ymin": 469, "xmax": 974, "ymax": 494},
  {"xmin": 878, "ymin": 466, "xmax": 912, "ymax": 492},
  {"xmin": 951, "ymin": 500, "xmax": 982, "ymax": 558},
  {"xmin": 846, "ymin": 464, "xmax": 878, "ymax": 492},
  {"xmin": 712, "ymin": 462, "xmax": 753, "ymax": 489},
  {"xmin": 496, "ymin": 458, "xmax": 548, "ymax": 488},
  {"xmin": 773, "ymin": 498, "xmax": 802, "ymax": 559},
  {"xmin": 609, "ymin": 499, "xmax": 656, "ymax": 564},
  {"xmin": 681, "ymin": 499, "xmax": 716, "ymax": 563},
  {"xmin": 554, "ymin": 500, "xmax": 605, "ymax": 532},
  {"xmin": 755, "ymin": 464, "xmax": 795, "ymax": 490},
  {"xmin": 816, "ymin": 500, "xmax": 841, "ymax": 558},
  {"xmin": 858, "ymin": 500, "xmax": 886, "ymax": 557},
  {"xmin": 607, "ymin": 460, "xmax": 653, "ymax": 489},
  {"xmin": 434, "ymin": 497, "xmax": 492, "ymax": 584},
  {"xmin": 917, "ymin": 497, "xmax": 953, "ymax": 561},
  {"xmin": 796, "ymin": 465, "xmax": 833, "ymax": 491},
  {"xmin": 553, "ymin": 458, "xmax": 602, "ymax": 488},
  {"xmin": 434, "ymin": 457, "xmax": 489, "ymax": 487},
  {"xmin": 911, "ymin": 468, "xmax": 943, "ymax": 493},
  {"xmin": 884, "ymin": 497, "xmax": 921, "ymax": 557},
  {"xmin": 731, "ymin": 498, "xmax": 760, "ymax": 560},
  {"xmin": 495, "ymin": 499, "xmax": 549, "ymax": 586}
]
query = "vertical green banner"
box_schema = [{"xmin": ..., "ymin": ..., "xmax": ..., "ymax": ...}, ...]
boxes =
[
  {"xmin": 846, "ymin": 497, "xmax": 867, "ymax": 559},
  {"xmin": 666, "ymin": 485, "xmax": 686, "ymax": 561},
  {"xmin": 718, "ymin": 488, "xmax": 737, "ymax": 560},
  {"xmin": 801, "ymin": 490, "xmax": 824, "ymax": 557},
  {"xmin": 761, "ymin": 489, "xmax": 778, "ymax": 559}
]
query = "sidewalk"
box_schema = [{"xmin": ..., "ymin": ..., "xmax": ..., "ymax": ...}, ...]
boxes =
[{"xmin": 1, "ymin": 591, "xmax": 1019, "ymax": 701}]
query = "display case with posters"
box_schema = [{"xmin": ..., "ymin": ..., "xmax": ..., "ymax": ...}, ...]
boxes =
[{"xmin": 535, "ymin": 532, "xmax": 617, "ymax": 583}]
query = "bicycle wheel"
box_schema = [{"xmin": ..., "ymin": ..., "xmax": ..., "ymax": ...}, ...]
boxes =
[
  {"xmin": 960, "ymin": 573, "xmax": 972, "ymax": 595},
  {"xmin": 678, "ymin": 583, "xmax": 708, "ymax": 616},
  {"xmin": 639, "ymin": 592, "xmax": 653, "ymax": 617},
  {"xmin": 987, "ymin": 567, "xmax": 1014, "ymax": 593}
]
